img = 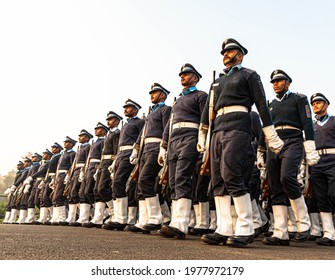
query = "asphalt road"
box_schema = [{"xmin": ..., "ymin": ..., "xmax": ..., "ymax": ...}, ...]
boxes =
[{"xmin": 1, "ymin": 224, "xmax": 335, "ymax": 260}]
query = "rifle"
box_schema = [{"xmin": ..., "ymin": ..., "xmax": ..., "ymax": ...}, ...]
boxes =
[
  {"xmin": 159, "ymin": 97, "xmax": 176, "ymax": 187},
  {"xmin": 302, "ymin": 163, "xmax": 312, "ymax": 198},
  {"xmin": 63, "ymin": 146, "xmax": 80, "ymax": 196},
  {"xmin": 200, "ymin": 70, "xmax": 216, "ymax": 175},
  {"xmin": 129, "ymin": 107, "xmax": 150, "ymax": 182}
]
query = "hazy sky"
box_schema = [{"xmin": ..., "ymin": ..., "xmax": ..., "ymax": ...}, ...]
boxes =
[{"xmin": 0, "ymin": 0, "xmax": 334, "ymax": 175}]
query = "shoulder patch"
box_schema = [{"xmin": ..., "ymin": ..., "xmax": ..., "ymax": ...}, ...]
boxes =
[{"xmin": 305, "ymin": 104, "xmax": 311, "ymax": 118}]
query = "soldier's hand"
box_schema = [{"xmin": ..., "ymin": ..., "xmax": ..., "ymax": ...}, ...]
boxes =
[
  {"xmin": 108, "ymin": 161, "xmax": 116, "ymax": 173},
  {"xmin": 197, "ymin": 129, "xmax": 207, "ymax": 153},
  {"xmin": 263, "ymin": 125, "xmax": 284, "ymax": 154},
  {"xmin": 23, "ymin": 176, "xmax": 33, "ymax": 186},
  {"xmin": 64, "ymin": 174, "xmax": 70, "ymax": 185},
  {"xmin": 93, "ymin": 169, "xmax": 99, "ymax": 181},
  {"xmin": 4, "ymin": 187, "xmax": 13, "ymax": 195},
  {"xmin": 259, "ymin": 168, "xmax": 267, "ymax": 181},
  {"xmin": 49, "ymin": 178, "xmax": 55, "ymax": 190},
  {"xmin": 78, "ymin": 170, "xmax": 84, "ymax": 182},
  {"xmin": 158, "ymin": 146, "xmax": 167, "ymax": 166},
  {"xmin": 129, "ymin": 148, "xmax": 139, "ymax": 165},
  {"xmin": 256, "ymin": 148, "xmax": 266, "ymax": 169},
  {"xmin": 23, "ymin": 184, "xmax": 30, "ymax": 194},
  {"xmin": 304, "ymin": 140, "xmax": 320, "ymax": 166}
]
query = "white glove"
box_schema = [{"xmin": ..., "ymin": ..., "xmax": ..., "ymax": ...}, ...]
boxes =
[
  {"xmin": 4, "ymin": 187, "xmax": 13, "ymax": 195},
  {"xmin": 64, "ymin": 174, "xmax": 70, "ymax": 185},
  {"xmin": 38, "ymin": 181, "xmax": 44, "ymax": 189},
  {"xmin": 197, "ymin": 129, "xmax": 207, "ymax": 152},
  {"xmin": 93, "ymin": 169, "xmax": 99, "ymax": 181},
  {"xmin": 49, "ymin": 178, "xmax": 55, "ymax": 190},
  {"xmin": 129, "ymin": 148, "xmax": 139, "ymax": 165},
  {"xmin": 23, "ymin": 176, "xmax": 33, "ymax": 185},
  {"xmin": 297, "ymin": 159, "xmax": 306, "ymax": 186},
  {"xmin": 108, "ymin": 160, "xmax": 116, "ymax": 173},
  {"xmin": 78, "ymin": 170, "xmax": 85, "ymax": 182},
  {"xmin": 256, "ymin": 149, "xmax": 266, "ymax": 169},
  {"xmin": 23, "ymin": 184, "xmax": 31, "ymax": 194},
  {"xmin": 157, "ymin": 146, "xmax": 167, "ymax": 166},
  {"xmin": 263, "ymin": 125, "xmax": 284, "ymax": 154},
  {"xmin": 260, "ymin": 168, "xmax": 267, "ymax": 181},
  {"xmin": 304, "ymin": 140, "xmax": 320, "ymax": 166}
]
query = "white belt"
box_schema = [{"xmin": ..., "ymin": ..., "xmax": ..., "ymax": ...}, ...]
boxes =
[
  {"xmin": 58, "ymin": 169, "xmax": 68, "ymax": 174},
  {"xmin": 172, "ymin": 122, "xmax": 199, "ymax": 130},
  {"xmin": 317, "ymin": 148, "xmax": 335, "ymax": 155},
  {"xmin": 75, "ymin": 163, "xmax": 85, "ymax": 168},
  {"xmin": 275, "ymin": 125, "xmax": 301, "ymax": 131},
  {"xmin": 118, "ymin": 145, "xmax": 133, "ymax": 152},
  {"xmin": 36, "ymin": 178, "xmax": 43, "ymax": 181},
  {"xmin": 48, "ymin": 173, "xmax": 55, "ymax": 176},
  {"xmin": 217, "ymin": 105, "xmax": 248, "ymax": 117},
  {"xmin": 101, "ymin": 154, "xmax": 116, "ymax": 160},
  {"xmin": 90, "ymin": 159, "xmax": 101, "ymax": 163},
  {"xmin": 144, "ymin": 137, "xmax": 162, "ymax": 144}
]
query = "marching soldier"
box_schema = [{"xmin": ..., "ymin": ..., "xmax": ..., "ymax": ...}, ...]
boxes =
[
  {"xmin": 158, "ymin": 64, "xmax": 208, "ymax": 239},
  {"xmin": 38, "ymin": 142, "xmax": 63, "ymax": 224},
  {"xmin": 87, "ymin": 112, "xmax": 122, "ymax": 228},
  {"xmin": 50, "ymin": 136, "xmax": 77, "ymax": 225},
  {"xmin": 259, "ymin": 70, "xmax": 319, "ymax": 246},
  {"xmin": 77, "ymin": 122, "xmax": 108, "ymax": 226},
  {"xmin": 103, "ymin": 99, "xmax": 145, "ymax": 230},
  {"xmin": 5, "ymin": 156, "xmax": 33, "ymax": 223},
  {"xmin": 309, "ymin": 93, "xmax": 335, "ymax": 246},
  {"xmin": 25, "ymin": 149, "xmax": 53, "ymax": 224},
  {"xmin": 17, "ymin": 153, "xmax": 42, "ymax": 223},
  {"xmin": 65, "ymin": 129, "xmax": 93, "ymax": 226},
  {"xmin": 199, "ymin": 39, "xmax": 284, "ymax": 247},
  {"xmin": 2, "ymin": 161, "xmax": 24, "ymax": 224},
  {"xmin": 128, "ymin": 83, "xmax": 171, "ymax": 233}
]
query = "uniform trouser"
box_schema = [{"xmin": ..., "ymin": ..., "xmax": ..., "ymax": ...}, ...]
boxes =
[
  {"xmin": 80, "ymin": 163, "xmax": 98, "ymax": 204},
  {"xmin": 168, "ymin": 135, "xmax": 199, "ymax": 200},
  {"xmin": 112, "ymin": 154, "xmax": 134, "ymax": 198},
  {"xmin": 210, "ymin": 130, "xmax": 251, "ymax": 197},
  {"xmin": 28, "ymin": 182, "xmax": 39, "ymax": 208},
  {"xmin": 207, "ymin": 182, "xmax": 216, "ymax": 210},
  {"xmin": 192, "ymin": 156, "xmax": 210, "ymax": 203},
  {"xmin": 19, "ymin": 191, "xmax": 30, "ymax": 210},
  {"xmin": 34, "ymin": 186, "xmax": 41, "ymax": 209},
  {"xmin": 267, "ymin": 137, "xmax": 303, "ymax": 205},
  {"xmin": 127, "ymin": 181, "xmax": 138, "ymax": 207},
  {"xmin": 41, "ymin": 182, "xmax": 53, "ymax": 208},
  {"xmin": 249, "ymin": 164, "xmax": 261, "ymax": 201},
  {"xmin": 310, "ymin": 164, "xmax": 335, "ymax": 212},
  {"xmin": 52, "ymin": 173, "xmax": 67, "ymax": 206},
  {"xmin": 95, "ymin": 159, "xmax": 113, "ymax": 202},
  {"xmin": 68, "ymin": 168, "xmax": 81, "ymax": 204},
  {"xmin": 138, "ymin": 151, "xmax": 161, "ymax": 198}
]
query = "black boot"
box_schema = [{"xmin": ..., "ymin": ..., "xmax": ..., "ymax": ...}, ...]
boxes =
[{"xmin": 201, "ymin": 233, "xmax": 228, "ymax": 245}]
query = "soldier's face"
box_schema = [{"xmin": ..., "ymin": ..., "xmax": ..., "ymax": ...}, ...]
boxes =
[
  {"xmin": 124, "ymin": 106, "xmax": 137, "ymax": 118},
  {"xmin": 78, "ymin": 135, "xmax": 89, "ymax": 144},
  {"xmin": 64, "ymin": 141, "xmax": 74, "ymax": 150},
  {"xmin": 223, "ymin": 49, "xmax": 242, "ymax": 67},
  {"xmin": 95, "ymin": 128, "xmax": 104, "ymax": 137},
  {"xmin": 150, "ymin": 91, "xmax": 163, "ymax": 104},
  {"xmin": 42, "ymin": 153, "xmax": 50, "ymax": 160},
  {"xmin": 180, "ymin": 72, "xmax": 198, "ymax": 87},
  {"xmin": 107, "ymin": 118, "xmax": 119, "ymax": 129},
  {"xmin": 312, "ymin": 101, "xmax": 328, "ymax": 115},
  {"xmin": 272, "ymin": 79, "xmax": 290, "ymax": 94}
]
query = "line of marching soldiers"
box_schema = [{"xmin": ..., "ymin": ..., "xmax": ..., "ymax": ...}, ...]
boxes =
[{"xmin": 2, "ymin": 38, "xmax": 335, "ymax": 248}]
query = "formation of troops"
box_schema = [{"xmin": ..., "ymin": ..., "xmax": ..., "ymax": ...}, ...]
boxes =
[{"xmin": 2, "ymin": 38, "xmax": 335, "ymax": 248}]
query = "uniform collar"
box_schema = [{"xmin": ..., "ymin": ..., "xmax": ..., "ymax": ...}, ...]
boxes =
[
  {"xmin": 223, "ymin": 64, "xmax": 242, "ymax": 76},
  {"xmin": 315, "ymin": 113, "xmax": 330, "ymax": 125},
  {"xmin": 151, "ymin": 101, "xmax": 165, "ymax": 111},
  {"xmin": 180, "ymin": 86, "xmax": 197, "ymax": 96},
  {"xmin": 276, "ymin": 90, "xmax": 291, "ymax": 101},
  {"xmin": 81, "ymin": 142, "xmax": 90, "ymax": 147},
  {"xmin": 127, "ymin": 116, "xmax": 139, "ymax": 122}
]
